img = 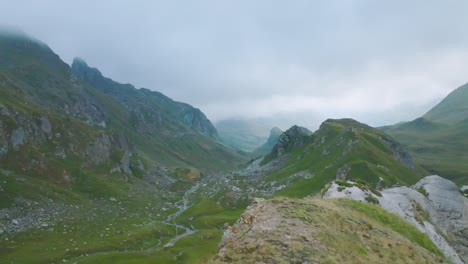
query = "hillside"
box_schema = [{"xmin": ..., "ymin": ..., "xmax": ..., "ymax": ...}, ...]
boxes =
[
  {"xmin": 258, "ymin": 119, "xmax": 425, "ymax": 198},
  {"xmin": 424, "ymin": 82, "xmax": 468, "ymax": 124},
  {"xmin": 215, "ymin": 197, "xmax": 445, "ymax": 263},
  {"xmin": 0, "ymin": 32, "xmax": 246, "ymax": 263},
  {"xmin": 383, "ymin": 83, "xmax": 468, "ymax": 184}
]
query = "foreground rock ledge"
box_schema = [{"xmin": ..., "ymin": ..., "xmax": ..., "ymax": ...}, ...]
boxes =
[{"xmin": 213, "ymin": 197, "xmax": 446, "ymax": 264}]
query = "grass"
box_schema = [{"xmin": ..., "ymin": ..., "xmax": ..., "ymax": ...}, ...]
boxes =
[
  {"xmin": 416, "ymin": 187, "xmax": 429, "ymax": 196},
  {"xmin": 384, "ymin": 117, "xmax": 468, "ymax": 185},
  {"xmin": 339, "ymin": 199, "xmax": 442, "ymax": 257},
  {"xmin": 263, "ymin": 119, "xmax": 424, "ymax": 198},
  {"xmin": 216, "ymin": 197, "xmax": 446, "ymax": 264}
]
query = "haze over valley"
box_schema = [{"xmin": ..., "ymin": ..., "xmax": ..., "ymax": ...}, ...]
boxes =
[{"xmin": 1, "ymin": 1, "xmax": 467, "ymax": 263}]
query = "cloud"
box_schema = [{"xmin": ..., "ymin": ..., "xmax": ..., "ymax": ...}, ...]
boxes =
[{"xmin": 1, "ymin": 1, "xmax": 468, "ymax": 128}]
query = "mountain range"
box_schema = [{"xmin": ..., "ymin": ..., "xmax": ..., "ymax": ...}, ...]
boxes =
[{"xmin": 0, "ymin": 32, "xmax": 467, "ymax": 263}]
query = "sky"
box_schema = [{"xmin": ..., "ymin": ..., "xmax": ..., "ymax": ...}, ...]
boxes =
[{"xmin": 1, "ymin": 0, "xmax": 468, "ymax": 130}]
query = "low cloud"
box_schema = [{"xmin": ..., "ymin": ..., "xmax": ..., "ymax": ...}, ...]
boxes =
[{"xmin": 1, "ymin": 1, "xmax": 468, "ymax": 128}]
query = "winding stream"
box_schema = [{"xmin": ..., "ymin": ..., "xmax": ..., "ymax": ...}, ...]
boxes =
[{"xmin": 161, "ymin": 182, "xmax": 200, "ymax": 248}]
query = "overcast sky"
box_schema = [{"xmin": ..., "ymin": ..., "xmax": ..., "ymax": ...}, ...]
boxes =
[{"xmin": 1, "ymin": 1, "xmax": 468, "ymax": 129}]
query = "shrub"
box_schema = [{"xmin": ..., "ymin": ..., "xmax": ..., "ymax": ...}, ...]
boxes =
[
  {"xmin": 365, "ymin": 195, "xmax": 379, "ymax": 204},
  {"xmin": 335, "ymin": 180, "xmax": 353, "ymax": 188},
  {"xmin": 416, "ymin": 187, "xmax": 428, "ymax": 196},
  {"xmin": 369, "ymin": 188, "xmax": 382, "ymax": 197}
]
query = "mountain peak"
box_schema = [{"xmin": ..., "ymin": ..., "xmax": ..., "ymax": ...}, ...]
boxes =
[
  {"xmin": 423, "ymin": 82, "xmax": 468, "ymax": 124},
  {"xmin": 265, "ymin": 125, "xmax": 312, "ymax": 159},
  {"xmin": 270, "ymin": 127, "xmax": 283, "ymax": 135},
  {"xmin": 71, "ymin": 57, "xmax": 104, "ymax": 81}
]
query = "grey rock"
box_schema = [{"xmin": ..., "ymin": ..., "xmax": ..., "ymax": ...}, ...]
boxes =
[
  {"xmin": 0, "ymin": 146, "xmax": 8, "ymax": 156},
  {"xmin": 119, "ymin": 150, "xmax": 132, "ymax": 174},
  {"xmin": 39, "ymin": 117, "xmax": 52, "ymax": 135},
  {"xmin": 10, "ymin": 127, "xmax": 25, "ymax": 150},
  {"xmin": 379, "ymin": 176, "xmax": 467, "ymax": 263},
  {"xmin": 325, "ymin": 175, "xmax": 467, "ymax": 263},
  {"xmin": 85, "ymin": 134, "xmax": 111, "ymax": 165},
  {"xmin": 380, "ymin": 136, "xmax": 414, "ymax": 169},
  {"xmin": 270, "ymin": 125, "xmax": 311, "ymax": 157},
  {"xmin": 136, "ymin": 159, "xmax": 144, "ymax": 170}
]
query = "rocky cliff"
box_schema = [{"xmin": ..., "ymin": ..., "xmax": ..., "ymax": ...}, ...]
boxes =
[
  {"xmin": 325, "ymin": 175, "xmax": 468, "ymax": 263},
  {"xmin": 71, "ymin": 58, "xmax": 218, "ymax": 139}
]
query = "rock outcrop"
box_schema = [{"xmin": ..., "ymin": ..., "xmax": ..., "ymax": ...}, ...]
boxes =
[
  {"xmin": 252, "ymin": 127, "xmax": 283, "ymax": 157},
  {"xmin": 215, "ymin": 197, "xmax": 446, "ymax": 263},
  {"xmin": 71, "ymin": 58, "xmax": 219, "ymax": 139},
  {"xmin": 268, "ymin": 125, "xmax": 311, "ymax": 157},
  {"xmin": 325, "ymin": 175, "xmax": 468, "ymax": 263}
]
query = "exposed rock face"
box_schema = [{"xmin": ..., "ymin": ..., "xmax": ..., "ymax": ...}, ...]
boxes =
[
  {"xmin": 252, "ymin": 127, "xmax": 283, "ymax": 157},
  {"xmin": 71, "ymin": 58, "xmax": 219, "ymax": 139},
  {"xmin": 10, "ymin": 127, "xmax": 25, "ymax": 150},
  {"xmin": 380, "ymin": 135, "xmax": 414, "ymax": 169},
  {"xmin": 119, "ymin": 150, "xmax": 132, "ymax": 174},
  {"xmin": 411, "ymin": 176, "xmax": 468, "ymax": 262},
  {"xmin": 325, "ymin": 175, "xmax": 467, "ymax": 264},
  {"xmin": 179, "ymin": 105, "xmax": 218, "ymax": 138},
  {"xmin": 39, "ymin": 117, "xmax": 52, "ymax": 136},
  {"xmin": 85, "ymin": 134, "xmax": 111, "ymax": 165},
  {"xmin": 270, "ymin": 125, "xmax": 312, "ymax": 156}
]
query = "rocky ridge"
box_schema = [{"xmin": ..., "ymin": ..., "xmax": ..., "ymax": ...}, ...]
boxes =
[{"xmin": 215, "ymin": 197, "xmax": 445, "ymax": 263}]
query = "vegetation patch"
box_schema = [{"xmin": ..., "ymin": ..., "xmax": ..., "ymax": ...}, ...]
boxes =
[{"xmin": 416, "ymin": 187, "xmax": 429, "ymax": 196}]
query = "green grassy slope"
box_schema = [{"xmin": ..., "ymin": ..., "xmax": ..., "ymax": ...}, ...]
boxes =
[
  {"xmin": 383, "ymin": 117, "xmax": 468, "ymax": 184},
  {"xmin": 0, "ymin": 32, "xmax": 246, "ymax": 263},
  {"xmin": 263, "ymin": 119, "xmax": 425, "ymax": 198},
  {"xmin": 424, "ymin": 82, "xmax": 468, "ymax": 124},
  {"xmin": 383, "ymin": 83, "xmax": 468, "ymax": 184}
]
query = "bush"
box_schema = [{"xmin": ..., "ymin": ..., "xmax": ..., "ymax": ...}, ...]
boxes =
[
  {"xmin": 335, "ymin": 180, "xmax": 353, "ymax": 188},
  {"xmin": 365, "ymin": 195, "xmax": 379, "ymax": 204},
  {"xmin": 369, "ymin": 188, "xmax": 382, "ymax": 197},
  {"xmin": 416, "ymin": 187, "xmax": 428, "ymax": 196}
]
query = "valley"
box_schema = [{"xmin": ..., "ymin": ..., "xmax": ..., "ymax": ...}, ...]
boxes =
[{"xmin": 0, "ymin": 32, "xmax": 467, "ymax": 264}]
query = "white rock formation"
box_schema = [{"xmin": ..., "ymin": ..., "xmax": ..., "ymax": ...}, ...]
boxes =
[{"xmin": 325, "ymin": 175, "xmax": 467, "ymax": 264}]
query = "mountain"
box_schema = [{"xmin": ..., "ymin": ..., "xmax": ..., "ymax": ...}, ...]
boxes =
[
  {"xmin": 0, "ymin": 32, "xmax": 247, "ymax": 263},
  {"xmin": 256, "ymin": 119, "xmax": 424, "ymax": 198},
  {"xmin": 424, "ymin": 82, "xmax": 468, "ymax": 124},
  {"xmin": 262, "ymin": 125, "xmax": 312, "ymax": 162},
  {"xmin": 383, "ymin": 83, "xmax": 468, "ymax": 184},
  {"xmin": 251, "ymin": 127, "xmax": 283, "ymax": 157},
  {"xmin": 71, "ymin": 58, "xmax": 219, "ymax": 139},
  {"xmin": 1, "ymin": 31, "xmax": 464, "ymax": 264}
]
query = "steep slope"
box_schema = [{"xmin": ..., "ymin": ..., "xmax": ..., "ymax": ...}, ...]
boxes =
[
  {"xmin": 424, "ymin": 82, "xmax": 468, "ymax": 124},
  {"xmin": 251, "ymin": 127, "xmax": 283, "ymax": 157},
  {"xmin": 259, "ymin": 119, "xmax": 424, "ymax": 198},
  {"xmin": 71, "ymin": 58, "xmax": 218, "ymax": 139},
  {"xmin": 70, "ymin": 58, "xmax": 245, "ymax": 170},
  {"xmin": 383, "ymin": 83, "xmax": 468, "ymax": 184},
  {"xmin": 215, "ymin": 197, "xmax": 445, "ymax": 263},
  {"xmin": 0, "ymin": 32, "xmax": 246, "ymax": 263}
]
